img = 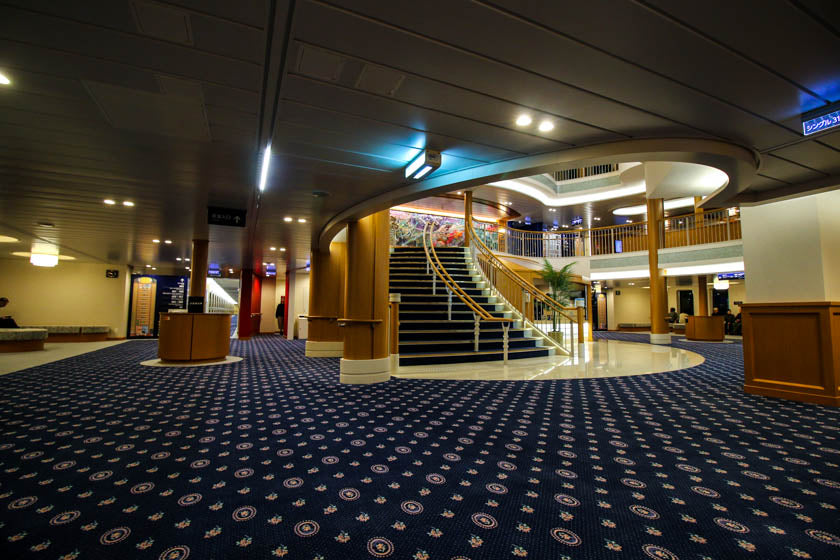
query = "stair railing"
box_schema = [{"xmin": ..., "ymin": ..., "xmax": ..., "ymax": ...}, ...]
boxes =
[
  {"xmin": 422, "ymin": 222, "xmax": 512, "ymax": 362},
  {"xmin": 468, "ymin": 219, "xmax": 581, "ymax": 357}
]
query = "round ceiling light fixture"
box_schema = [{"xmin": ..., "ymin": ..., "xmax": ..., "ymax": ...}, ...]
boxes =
[
  {"xmin": 515, "ymin": 114, "xmax": 532, "ymax": 127},
  {"xmin": 538, "ymin": 120, "xmax": 554, "ymax": 132}
]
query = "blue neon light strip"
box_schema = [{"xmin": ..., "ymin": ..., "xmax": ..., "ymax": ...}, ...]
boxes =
[{"xmin": 802, "ymin": 108, "xmax": 840, "ymax": 135}]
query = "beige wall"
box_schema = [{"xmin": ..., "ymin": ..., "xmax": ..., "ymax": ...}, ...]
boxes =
[
  {"xmin": 742, "ymin": 191, "xmax": 840, "ymax": 302},
  {"xmin": 611, "ymin": 286, "xmax": 650, "ymax": 325},
  {"xmin": 0, "ymin": 258, "xmax": 130, "ymax": 337},
  {"xmin": 259, "ymin": 276, "xmax": 277, "ymax": 333}
]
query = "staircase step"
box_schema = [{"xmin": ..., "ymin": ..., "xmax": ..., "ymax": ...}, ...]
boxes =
[
  {"xmin": 400, "ymin": 302, "xmax": 502, "ymax": 312},
  {"xmin": 391, "ymin": 287, "xmax": 487, "ymax": 296},
  {"xmin": 400, "ymin": 338, "xmax": 540, "ymax": 352},
  {"xmin": 399, "ymin": 347, "xmax": 551, "ymax": 366},
  {"xmin": 399, "ymin": 320, "xmax": 516, "ymax": 331},
  {"xmin": 399, "ymin": 329, "xmax": 528, "ymax": 341},
  {"xmin": 400, "ymin": 310, "xmax": 509, "ymax": 321}
]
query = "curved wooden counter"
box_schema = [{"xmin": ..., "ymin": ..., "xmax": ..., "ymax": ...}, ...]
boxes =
[
  {"xmin": 158, "ymin": 313, "xmax": 231, "ymax": 362},
  {"xmin": 685, "ymin": 315, "xmax": 725, "ymax": 341}
]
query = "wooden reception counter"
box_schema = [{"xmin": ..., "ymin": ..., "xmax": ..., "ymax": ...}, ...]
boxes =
[
  {"xmin": 685, "ymin": 315, "xmax": 725, "ymax": 341},
  {"xmin": 158, "ymin": 313, "xmax": 231, "ymax": 362}
]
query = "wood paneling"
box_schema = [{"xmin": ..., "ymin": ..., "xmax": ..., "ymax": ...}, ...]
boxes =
[
  {"xmin": 685, "ymin": 315, "xmax": 724, "ymax": 341},
  {"xmin": 0, "ymin": 339, "xmax": 45, "ymax": 353},
  {"xmin": 743, "ymin": 302, "xmax": 840, "ymax": 407},
  {"xmin": 158, "ymin": 312, "xmax": 230, "ymax": 362}
]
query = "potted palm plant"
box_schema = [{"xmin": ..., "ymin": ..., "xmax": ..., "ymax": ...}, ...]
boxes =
[{"xmin": 540, "ymin": 260, "xmax": 575, "ymax": 343}]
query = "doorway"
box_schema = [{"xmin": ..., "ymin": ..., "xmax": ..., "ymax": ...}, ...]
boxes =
[{"xmin": 677, "ymin": 290, "xmax": 694, "ymax": 316}]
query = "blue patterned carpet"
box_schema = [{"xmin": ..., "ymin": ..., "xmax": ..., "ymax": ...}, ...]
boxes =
[{"xmin": 1, "ymin": 334, "xmax": 839, "ymax": 560}]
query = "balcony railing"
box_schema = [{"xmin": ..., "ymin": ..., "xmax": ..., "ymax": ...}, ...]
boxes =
[{"xmin": 496, "ymin": 208, "xmax": 740, "ymax": 258}]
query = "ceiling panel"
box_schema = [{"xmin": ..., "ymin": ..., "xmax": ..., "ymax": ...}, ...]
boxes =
[
  {"xmin": 758, "ymin": 154, "xmax": 827, "ymax": 184},
  {"xmin": 770, "ymin": 141, "xmax": 840, "ymax": 175},
  {"xmin": 644, "ymin": 0, "xmax": 840, "ymax": 104}
]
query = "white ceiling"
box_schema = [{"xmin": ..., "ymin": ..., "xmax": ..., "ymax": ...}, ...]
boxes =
[{"xmin": 0, "ymin": 0, "xmax": 838, "ymax": 273}]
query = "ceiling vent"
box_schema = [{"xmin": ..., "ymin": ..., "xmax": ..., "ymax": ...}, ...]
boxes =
[
  {"xmin": 676, "ymin": 276, "xmax": 693, "ymax": 286},
  {"xmin": 296, "ymin": 45, "xmax": 345, "ymax": 82},
  {"xmin": 354, "ymin": 64, "xmax": 405, "ymax": 97},
  {"xmin": 132, "ymin": 1, "xmax": 193, "ymax": 44},
  {"xmin": 85, "ymin": 80, "xmax": 210, "ymax": 141}
]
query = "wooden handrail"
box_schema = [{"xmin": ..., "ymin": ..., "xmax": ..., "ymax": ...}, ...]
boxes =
[
  {"xmin": 469, "ymin": 219, "xmax": 578, "ymax": 323},
  {"xmin": 423, "ymin": 223, "xmax": 509, "ymax": 322}
]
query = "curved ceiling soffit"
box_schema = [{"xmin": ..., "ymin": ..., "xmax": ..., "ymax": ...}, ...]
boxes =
[{"xmin": 317, "ymin": 138, "xmax": 759, "ymax": 249}]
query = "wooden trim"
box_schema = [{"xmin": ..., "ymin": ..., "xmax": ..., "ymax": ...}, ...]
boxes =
[
  {"xmin": 742, "ymin": 302, "xmax": 839, "ymax": 407},
  {"xmin": 0, "ymin": 339, "xmax": 45, "ymax": 352}
]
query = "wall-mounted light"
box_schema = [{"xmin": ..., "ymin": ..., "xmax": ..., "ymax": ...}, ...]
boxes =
[
  {"xmin": 405, "ymin": 149, "xmax": 441, "ymax": 180},
  {"xmin": 259, "ymin": 144, "xmax": 271, "ymax": 191}
]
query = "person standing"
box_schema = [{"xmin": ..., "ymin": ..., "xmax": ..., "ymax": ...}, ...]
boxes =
[{"xmin": 275, "ymin": 296, "xmax": 285, "ymax": 336}]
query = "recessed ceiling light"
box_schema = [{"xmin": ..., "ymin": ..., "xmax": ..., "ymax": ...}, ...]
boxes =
[
  {"xmin": 164, "ymin": 240, "xmax": 172, "ymax": 244},
  {"xmin": 270, "ymin": 246, "xmax": 276, "ymax": 251},
  {"xmin": 0, "ymin": 72, "xmax": 10, "ymax": 86},
  {"xmin": 185, "ymin": 258, "xmax": 190, "ymax": 262},
  {"xmin": 145, "ymin": 264, "xmax": 151, "ymax": 268},
  {"xmin": 229, "ymin": 268, "xmax": 234, "ymax": 273},
  {"xmin": 153, "ymin": 239, "xmax": 160, "ymax": 243},
  {"xmin": 515, "ymin": 114, "xmax": 532, "ymax": 127},
  {"xmin": 262, "ymin": 262, "xmax": 267, "ymax": 266},
  {"xmin": 456, "ymin": 191, "xmax": 462, "ymax": 195},
  {"xmin": 104, "ymin": 199, "xmax": 116, "ymax": 205},
  {"xmin": 123, "ymin": 201, "xmax": 135, "ymax": 207},
  {"xmin": 284, "ymin": 217, "xmax": 293, "ymax": 222},
  {"xmin": 152, "ymin": 267, "xmax": 157, "ymax": 270},
  {"xmin": 36, "ymin": 222, "xmax": 55, "ymax": 228},
  {"xmin": 594, "ymin": 217, "xmax": 601, "ymax": 221},
  {"xmin": 0, "ymin": 235, "xmax": 19, "ymax": 243},
  {"xmin": 298, "ymin": 218, "xmax": 306, "ymax": 223},
  {"xmin": 626, "ymin": 219, "xmax": 633, "ymax": 223},
  {"xmin": 185, "ymin": 266, "xmax": 190, "ymax": 270},
  {"xmin": 280, "ymin": 247, "xmax": 286, "ymax": 252},
  {"xmin": 176, "ymin": 257, "xmax": 182, "ymax": 261},
  {"xmin": 538, "ymin": 120, "xmax": 554, "ymax": 132}
]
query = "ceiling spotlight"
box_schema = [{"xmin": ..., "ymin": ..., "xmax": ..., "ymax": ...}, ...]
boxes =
[
  {"xmin": 103, "ymin": 199, "xmax": 116, "ymax": 205},
  {"xmin": 0, "ymin": 72, "xmax": 10, "ymax": 86},
  {"xmin": 185, "ymin": 258, "xmax": 190, "ymax": 262},
  {"xmin": 164, "ymin": 240, "xmax": 172, "ymax": 244},
  {"xmin": 176, "ymin": 257, "xmax": 182, "ymax": 261},
  {"xmin": 145, "ymin": 264, "xmax": 151, "ymax": 268},
  {"xmin": 229, "ymin": 268, "xmax": 234, "ymax": 273},
  {"xmin": 456, "ymin": 191, "xmax": 462, "ymax": 195},
  {"xmin": 262, "ymin": 262, "xmax": 267, "ymax": 266},
  {"xmin": 152, "ymin": 267, "xmax": 157, "ymax": 270},
  {"xmin": 185, "ymin": 266, "xmax": 190, "ymax": 270},
  {"xmin": 626, "ymin": 219, "xmax": 633, "ymax": 223},
  {"xmin": 594, "ymin": 217, "xmax": 601, "ymax": 221},
  {"xmin": 270, "ymin": 246, "xmax": 276, "ymax": 251},
  {"xmin": 405, "ymin": 149, "xmax": 442, "ymax": 180},
  {"xmin": 152, "ymin": 239, "xmax": 160, "ymax": 243},
  {"xmin": 515, "ymin": 114, "xmax": 533, "ymax": 127},
  {"xmin": 298, "ymin": 218, "xmax": 306, "ymax": 223},
  {"xmin": 538, "ymin": 120, "xmax": 554, "ymax": 132},
  {"xmin": 0, "ymin": 235, "xmax": 19, "ymax": 243},
  {"xmin": 123, "ymin": 201, "xmax": 135, "ymax": 207},
  {"xmin": 284, "ymin": 217, "xmax": 292, "ymax": 222},
  {"xmin": 280, "ymin": 247, "xmax": 286, "ymax": 252}
]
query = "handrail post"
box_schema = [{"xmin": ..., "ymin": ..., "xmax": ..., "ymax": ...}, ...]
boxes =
[
  {"xmin": 725, "ymin": 211, "xmax": 731, "ymax": 241},
  {"xmin": 473, "ymin": 313, "xmax": 480, "ymax": 352},
  {"xmin": 502, "ymin": 322, "xmax": 509, "ymax": 364},
  {"xmin": 446, "ymin": 286, "xmax": 453, "ymax": 321},
  {"xmin": 432, "ymin": 272, "xmax": 436, "ymax": 295}
]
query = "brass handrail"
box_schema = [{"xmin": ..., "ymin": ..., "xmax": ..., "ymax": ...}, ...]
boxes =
[
  {"xmin": 422, "ymin": 223, "xmax": 507, "ymax": 322},
  {"xmin": 469, "ymin": 220, "xmax": 578, "ymax": 323}
]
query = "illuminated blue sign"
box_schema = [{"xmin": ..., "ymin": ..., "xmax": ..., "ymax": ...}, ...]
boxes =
[
  {"xmin": 717, "ymin": 272, "xmax": 744, "ymax": 280},
  {"xmin": 571, "ymin": 216, "xmax": 583, "ymax": 225},
  {"xmin": 802, "ymin": 101, "xmax": 840, "ymax": 136}
]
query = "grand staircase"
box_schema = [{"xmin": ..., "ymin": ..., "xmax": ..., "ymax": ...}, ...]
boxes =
[{"xmin": 391, "ymin": 246, "xmax": 553, "ymax": 366}]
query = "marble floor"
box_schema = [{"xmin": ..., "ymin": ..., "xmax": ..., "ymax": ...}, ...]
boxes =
[
  {"xmin": 0, "ymin": 340, "xmax": 129, "ymax": 375},
  {"xmin": 393, "ymin": 338, "xmax": 704, "ymax": 381}
]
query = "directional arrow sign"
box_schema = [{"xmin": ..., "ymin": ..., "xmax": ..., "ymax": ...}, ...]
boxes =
[{"xmin": 208, "ymin": 206, "xmax": 246, "ymax": 227}]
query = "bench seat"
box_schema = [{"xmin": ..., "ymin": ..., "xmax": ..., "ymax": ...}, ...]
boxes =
[
  {"xmin": 24, "ymin": 326, "xmax": 110, "ymax": 341},
  {"xmin": 0, "ymin": 328, "xmax": 48, "ymax": 352}
]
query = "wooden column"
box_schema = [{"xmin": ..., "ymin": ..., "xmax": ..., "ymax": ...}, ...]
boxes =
[
  {"xmin": 646, "ymin": 198, "xmax": 670, "ymax": 344},
  {"xmin": 464, "ymin": 191, "xmax": 473, "ymax": 247},
  {"xmin": 305, "ymin": 241, "xmax": 347, "ymax": 357},
  {"xmin": 189, "ymin": 239, "xmax": 209, "ymax": 298},
  {"xmin": 339, "ymin": 210, "xmax": 391, "ymax": 384},
  {"xmin": 585, "ymin": 282, "xmax": 593, "ymax": 341},
  {"xmin": 697, "ymin": 275, "xmax": 709, "ymax": 316}
]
